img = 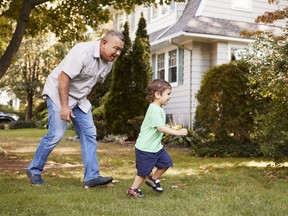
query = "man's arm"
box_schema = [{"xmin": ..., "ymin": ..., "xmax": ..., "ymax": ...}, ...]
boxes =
[{"xmin": 58, "ymin": 71, "xmax": 74, "ymax": 122}]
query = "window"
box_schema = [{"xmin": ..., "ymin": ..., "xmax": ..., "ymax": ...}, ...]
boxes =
[
  {"xmin": 154, "ymin": 49, "xmax": 179, "ymax": 85},
  {"xmin": 231, "ymin": 48, "xmax": 244, "ymax": 60},
  {"xmin": 168, "ymin": 50, "xmax": 177, "ymax": 83},
  {"xmin": 157, "ymin": 53, "xmax": 165, "ymax": 80},
  {"xmin": 114, "ymin": 12, "xmax": 126, "ymax": 31},
  {"xmin": 151, "ymin": 1, "xmax": 170, "ymax": 20},
  {"xmin": 232, "ymin": 0, "xmax": 251, "ymax": 11}
]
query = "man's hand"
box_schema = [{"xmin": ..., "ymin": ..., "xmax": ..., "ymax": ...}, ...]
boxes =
[
  {"xmin": 60, "ymin": 105, "xmax": 75, "ymax": 123},
  {"xmin": 58, "ymin": 71, "xmax": 75, "ymax": 122}
]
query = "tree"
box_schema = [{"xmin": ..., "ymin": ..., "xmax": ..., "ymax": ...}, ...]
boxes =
[
  {"xmin": 0, "ymin": 0, "xmax": 178, "ymax": 78},
  {"xmin": 1, "ymin": 35, "xmax": 68, "ymax": 122},
  {"xmin": 241, "ymin": 0, "xmax": 288, "ymax": 162},
  {"xmin": 130, "ymin": 14, "xmax": 151, "ymax": 118},
  {"xmin": 104, "ymin": 22, "xmax": 133, "ymax": 134},
  {"xmin": 242, "ymin": 24, "xmax": 288, "ymax": 162}
]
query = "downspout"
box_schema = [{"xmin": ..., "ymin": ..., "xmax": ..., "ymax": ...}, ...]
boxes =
[{"xmin": 169, "ymin": 39, "xmax": 193, "ymax": 129}]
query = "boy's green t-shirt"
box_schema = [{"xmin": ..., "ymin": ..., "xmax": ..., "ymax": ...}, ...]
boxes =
[{"xmin": 135, "ymin": 103, "xmax": 166, "ymax": 153}]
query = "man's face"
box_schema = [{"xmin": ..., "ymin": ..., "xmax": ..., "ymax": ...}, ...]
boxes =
[{"xmin": 100, "ymin": 36, "xmax": 124, "ymax": 62}]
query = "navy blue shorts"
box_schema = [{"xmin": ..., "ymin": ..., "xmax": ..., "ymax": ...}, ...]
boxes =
[{"xmin": 135, "ymin": 147, "xmax": 173, "ymax": 177}]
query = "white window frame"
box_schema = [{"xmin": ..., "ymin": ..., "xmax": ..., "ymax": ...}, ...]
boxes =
[
  {"xmin": 114, "ymin": 12, "xmax": 127, "ymax": 31},
  {"xmin": 155, "ymin": 49, "xmax": 178, "ymax": 86},
  {"xmin": 150, "ymin": 1, "xmax": 170, "ymax": 21},
  {"xmin": 232, "ymin": 0, "xmax": 252, "ymax": 11}
]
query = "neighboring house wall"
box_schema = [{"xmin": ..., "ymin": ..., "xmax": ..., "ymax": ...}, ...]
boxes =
[{"xmin": 0, "ymin": 91, "xmax": 21, "ymax": 110}]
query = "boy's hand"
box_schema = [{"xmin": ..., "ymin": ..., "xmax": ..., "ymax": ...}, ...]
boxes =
[{"xmin": 178, "ymin": 128, "xmax": 188, "ymax": 136}]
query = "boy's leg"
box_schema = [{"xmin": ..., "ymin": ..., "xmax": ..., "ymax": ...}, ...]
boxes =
[
  {"xmin": 152, "ymin": 167, "xmax": 168, "ymax": 179},
  {"xmin": 146, "ymin": 148, "xmax": 173, "ymax": 192},
  {"xmin": 127, "ymin": 175, "xmax": 145, "ymax": 198},
  {"xmin": 131, "ymin": 175, "xmax": 145, "ymax": 189}
]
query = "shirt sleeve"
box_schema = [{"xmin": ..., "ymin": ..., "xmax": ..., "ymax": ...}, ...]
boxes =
[
  {"xmin": 61, "ymin": 44, "xmax": 86, "ymax": 79},
  {"xmin": 150, "ymin": 107, "xmax": 165, "ymax": 128}
]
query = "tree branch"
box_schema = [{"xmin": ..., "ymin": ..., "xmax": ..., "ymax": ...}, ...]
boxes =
[
  {"xmin": 0, "ymin": 0, "xmax": 34, "ymax": 78},
  {"xmin": 32, "ymin": 0, "xmax": 50, "ymax": 7}
]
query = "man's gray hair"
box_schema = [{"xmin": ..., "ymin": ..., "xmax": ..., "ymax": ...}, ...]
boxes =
[{"xmin": 102, "ymin": 30, "xmax": 125, "ymax": 42}]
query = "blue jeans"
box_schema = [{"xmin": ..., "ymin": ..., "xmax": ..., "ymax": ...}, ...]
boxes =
[{"xmin": 27, "ymin": 96, "xmax": 99, "ymax": 182}]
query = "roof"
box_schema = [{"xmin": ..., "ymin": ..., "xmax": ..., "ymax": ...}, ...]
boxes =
[{"xmin": 150, "ymin": 0, "xmax": 282, "ymax": 43}]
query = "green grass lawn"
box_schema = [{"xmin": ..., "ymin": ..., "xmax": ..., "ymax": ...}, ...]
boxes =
[{"xmin": 0, "ymin": 129, "xmax": 287, "ymax": 216}]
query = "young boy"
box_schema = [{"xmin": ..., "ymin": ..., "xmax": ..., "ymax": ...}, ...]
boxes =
[{"xmin": 127, "ymin": 79, "xmax": 188, "ymax": 198}]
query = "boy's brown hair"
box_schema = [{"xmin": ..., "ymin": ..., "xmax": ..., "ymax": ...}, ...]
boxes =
[{"xmin": 146, "ymin": 79, "xmax": 172, "ymax": 103}]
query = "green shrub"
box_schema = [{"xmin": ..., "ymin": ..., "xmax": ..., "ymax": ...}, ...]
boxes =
[
  {"xmin": 162, "ymin": 129, "xmax": 201, "ymax": 147},
  {"xmin": 95, "ymin": 121, "xmax": 107, "ymax": 140},
  {"xmin": 93, "ymin": 105, "xmax": 105, "ymax": 121},
  {"xmin": 9, "ymin": 120, "xmax": 36, "ymax": 129},
  {"xmin": 194, "ymin": 61, "xmax": 255, "ymax": 143},
  {"xmin": 127, "ymin": 116, "xmax": 144, "ymax": 140},
  {"xmin": 190, "ymin": 136, "xmax": 262, "ymax": 158}
]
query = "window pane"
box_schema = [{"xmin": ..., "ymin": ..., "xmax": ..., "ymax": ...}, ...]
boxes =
[
  {"xmin": 158, "ymin": 69, "xmax": 165, "ymax": 80},
  {"xmin": 161, "ymin": 3, "xmax": 170, "ymax": 15},
  {"xmin": 169, "ymin": 50, "xmax": 177, "ymax": 66},
  {"xmin": 157, "ymin": 53, "xmax": 165, "ymax": 79},
  {"xmin": 168, "ymin": 50, "xmax": 177, "ymax": 83},
  {"xmin": 169, "ymin": 67, "xmax": 177, "ymax": 83},
  {"xmin": 152, "ymin": 5, "xmax": 159, "ymax": 19}
]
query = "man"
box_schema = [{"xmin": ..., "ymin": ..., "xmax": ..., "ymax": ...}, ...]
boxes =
[{"xmin": 26, "ymin": 30, "xmax": 125, "ymax": 187}]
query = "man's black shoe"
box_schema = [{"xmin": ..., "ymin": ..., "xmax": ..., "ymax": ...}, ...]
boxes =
[
  {"xmin": 26, "ymin": 169, "xmax": 45, "ymax": 185},
  {"xmin": 84, "ymin": 176, "xmax": 113, "ymax": 188}
]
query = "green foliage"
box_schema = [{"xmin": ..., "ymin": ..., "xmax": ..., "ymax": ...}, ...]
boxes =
[
  {"xmin": 0, "ymin": 16, "xmax": 13, "ymax": 56},
  {"xmin": 130, "ymin": 14, "xmax": 151, "ymax": 118},
  {"xmin": 193, "ymin": 60, "xmax": 262, "ymax": 158},
  {"xmin": 8, "ymin": 120, "xmax": 36, "ymax": 129},
  {"xmin": 95, "ymin": 120, "xmax": 107, "ymax": 140},
  {"xmin": 127, "ymin": 116, "xmax": 144, "ymax": 139},
  {"xmin": 194, "ymin": 61, "xmax": 255, "ymax": 142},
  {"xmin": 162, "ymin": 129, "xmax": 201, "ymax": 147},
  {"xmin": 242, "ymin": 22, "xmax": 288, "ymax": 162},
  {"xmin": 105, "ymin": 17, "xmax": 151, "ymax": 138},
  {"xmin": 0, "ymin": 0, "xmax": 178, "ymax": 43},
  {"xmin": 190, "ymin": 136, "xmax": 262, "ymax": 158},
  {"xmin": 33, "ymin": 100, "xmax": 48, "ymax": 129},
  {"xmin": 104, "ymin": 22, "xmax": 134, "ymax": 135}
]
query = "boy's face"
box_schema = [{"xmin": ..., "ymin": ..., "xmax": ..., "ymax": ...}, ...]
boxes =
[{"xmin": 158, "ymin": 88, "xmax": 172, "ymax": 106}]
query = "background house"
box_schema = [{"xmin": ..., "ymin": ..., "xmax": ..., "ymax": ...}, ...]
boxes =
[{"xmin": 112, "ymin": 0, "xmax": 286, "ymax": 128}]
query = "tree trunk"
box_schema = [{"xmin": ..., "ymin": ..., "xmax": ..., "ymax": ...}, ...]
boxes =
[{"xmin": 25, "ymin": 92, "xmax": 34, "ymax": 122}]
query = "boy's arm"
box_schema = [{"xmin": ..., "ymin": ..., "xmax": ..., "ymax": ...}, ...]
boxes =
[{"xmin": 157, "ymin": 125, "xmax": 188, "ymax": 136}]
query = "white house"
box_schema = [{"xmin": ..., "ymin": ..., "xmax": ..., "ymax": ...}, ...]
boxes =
[{"xmin": 111, "ymin": 0, "xmax": 286, "ymax": 128}]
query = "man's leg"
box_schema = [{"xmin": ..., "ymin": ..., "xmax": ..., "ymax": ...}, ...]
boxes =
[
  {"xmin": 72, "ymin": 106, "xmax": 112, "ymax": 186},
  {"xmin": 27, "ymin": 97, "xmax": 67, "ymax": 183}
]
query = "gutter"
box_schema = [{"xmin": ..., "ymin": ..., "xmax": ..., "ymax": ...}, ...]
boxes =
[{"xmin": 151, "ymin": 31, "xmax": 255, "ymax": 47}]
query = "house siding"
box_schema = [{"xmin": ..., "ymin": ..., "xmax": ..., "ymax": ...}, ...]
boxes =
[{"xmin": 201, "ymin": 0, "xmax": 286, "ymax": 25}]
